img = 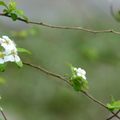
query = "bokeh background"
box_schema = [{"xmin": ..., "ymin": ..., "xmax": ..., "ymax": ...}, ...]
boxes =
[{"xmin": 0, "ymin": 0, "xmax": 120, "ymax": 120}]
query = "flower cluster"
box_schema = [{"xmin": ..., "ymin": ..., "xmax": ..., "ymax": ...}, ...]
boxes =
[
  {"xmin": 74, "ymin": 67, "xmax": 86, "ymax": 80},
  {"xmin": 0, "ymin": 36, "xmax": 20, "ymax": 64}
]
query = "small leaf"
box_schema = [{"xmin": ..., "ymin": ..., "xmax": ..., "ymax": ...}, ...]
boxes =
[
  {"xmin": 84, "ymin": 79, "xmax": 88, "ymax": 84},
  {"xmin": 64, "ymin": 74, "xmax": 70, "ymax": 79},
  {"xmin": 8, "ymin": 1, "xmax": 17, "ymax": 9},
  {"xmin": 0, "ymin": 77, "xmax": 6, "ymax": 84},
  {"xmin": 15, "ymin": 9, "xmax": 24, "ymax": 16},
  {"xmin": 0, "ymin": 1, "xmax": 8, "ymax": 9},
  {"xmin": 110, "ymin": 95, "xmax": 115, "ymax": 104},
  {"xmin": 22, "ymin": 15, "xmax": 28, "ymax": 21},
  {"xmin": 3, "ymin": 9, "xmax": 8, "ymax": 13},
  {"xmin": 107, "ymin": 104, "xmax": 116, "ymax": 111},
  {"xmin": 10, "ymin": 13, "xmax": 18, "ymax": 21},
  {"xmin": 73, "ymin": 79, "xmax": 82, "ymax": 91},
  {"xmin": 17, "ymin": 48, "xmax": 32, "ymax": 54},
  {"xmin": 107, "ymin": 101, "xmax": 120, "ymax": 108},
  {"xmin": 82, "ymin": 83, "xmax": 89, "ymax": 91},
  {"xmin": 0, "ymin": 63, "xmax": 7, "ymax": 72},
  {"xmin": 113, "ymin": 101, "xmax": 120, "ymax": 107},
  {"xmin": 16, "ymin": 60, "xmax": 23, "ymax": 68},
  {"xmin": 115, "ymin": 11, "xmax": 120, "ymax": 22},
  {"xmin": 66, "ymin": 62, "xmax": 72, "ymax": 68},
  {"xmin": 107, "ymin": 103, "xmax": 114, "ymax": 109},
  {"xmin": 66, "ymin": 62, "xmax": 75, "ymax": 75}
]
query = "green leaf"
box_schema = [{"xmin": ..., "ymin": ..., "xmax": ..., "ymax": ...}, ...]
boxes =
[
  {"xmin": 73, "ymin": 79, "xmax": 82, "ymax": 91},
  {"xmin": 10, "ymin": 13, "xmax": 18, "ymax": 21},
  {"xmin": 113, "ymin": 101, "xmax": 120, "ymax": 107},
  {"xmin": 17, "ymin": 48, "xmax": 32, "ymax": 54},
  {"xmin": 107, "ymin": 104, "xmax": 113, "ymax": 108},
  {"xmin": 66, "ymin": 62, "xmax": 72, "ymax": 68},
  {"xmin": 15, "ymin": 9, "xmax": 24, "ymax": 16},
  {"xmin": 64, "ymin": 74, "xmax": 70, "ymax": 79},
  {"xmin": 8, "ymin": 1, "xmax": 17, "ymax": 9},
  {"xmin": 66, "ymin": 62, "xmax": 75, "ymax": 75},
  {"xmin": 0, "ymin": 1, "xmax": 8, "ymax": 9},
  {"xmin": 22, "ymin": 15, "xmax": 28, "ymax": 21},
  {"xmin": 110, "ymin": 95, "xmax": 115, "ymax": 104},
  {"xmin": 115, "ymin": 11, "xmax": 120, "ymax": 22},
  {"xmin": 3, "ymin": 9, "xmax": 8, "ymax": 13},
  {"xmin": 15, "ymin": 60, "xmax": 23, "ymax": 68},
  {"xmin": 0, "ymin": 76, "xmax": 6, "ymax": 84},
  {"xmin": 0, "ymin": 63, "xmax": 7, "ymax": 72},
  {"xmin": 82, "ymin": 83, "xmax": 89, "ymax": 90},
  {"xmin": 107, "ymin": 104, "xmax": 116, "ymax": 111},
  {"xmin": 84, "ymin": 79, "xmax": 88, "ymax": 84},
  {"xmin": 107, "ymin": 101, "xmax": 120, "ymax": 108}
]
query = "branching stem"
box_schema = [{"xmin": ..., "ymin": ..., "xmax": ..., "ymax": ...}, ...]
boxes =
[
  {"xmin": 23, "ymin": 62, "xmax": 120, "ymax": 119},
  {"xmin": 107, "ymin": 110, "xmax": 120, "ymax": 120},
  {"xmin": 0, "ymin": 10, "xmax": 120, "ymax": 119}
]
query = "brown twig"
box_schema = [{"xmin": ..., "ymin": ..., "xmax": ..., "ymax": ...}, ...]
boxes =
[
  {"xmin": 0, "ymin": 106, "xmax": 7, "ymax": 120},
  {"xmin": 107, "ymin": 110, "xmax": 120, "ymax": 120},
  {"xmin": 0, "ymin": 13, "xmax": 120, "ymax": 35},
  {"xmin": 23, "ymin": 62, "xmax": 120, "ymax": 119},
  {"xmin": 23, "ymin": 62, "xmax": 71, "ymax": 85}
]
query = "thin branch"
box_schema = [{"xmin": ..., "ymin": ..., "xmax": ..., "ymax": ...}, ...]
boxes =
[
  {"xmin": 0, "ymin": 13, "xmax": 120, "ymax": 35},
  {"xmin": 0, "ymin": 106, "xmax": 7, "ymax": 120},
  {"xmin": 23, "ymin": 62, "xmax": 71, "ymax": 85},
  {"xmin": 23, "ymin": 62, "xmax": 120, "ymax": 119},
  {"xmin": 107, "ymin": 110, "xmax": 120, "ymax": 120},
  {"xmin": 81, "ymin": 90, "xmax": 107, "ymax": 109}
]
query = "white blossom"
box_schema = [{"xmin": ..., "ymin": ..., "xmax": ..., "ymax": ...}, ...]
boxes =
[
  {"xmin": 0, "ymin": 52, "xmax": 6, "ymax": 64},
  {"xmin": 0, "ymin": 38, "xmax": 5, "ymax": 43},
  {"xmin": 1, "ymin": 36, "xmax": 16, "ymax": 50},
  {"xmin": 74, "ymin": 67, "xmax": 86, "ymax": 79},
  {"xmin": 0, "ymin": 35, "xmax": 21, "ymax": 64}
]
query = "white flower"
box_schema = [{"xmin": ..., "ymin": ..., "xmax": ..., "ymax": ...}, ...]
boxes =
[
  {"xmin": 0, "ymin": 52, "xmax": 7, "ymax": 64},
  {"xmin": 4, "ymin": 49, "xmax": 20, "ymax": 62},
  {"xmin": 0, "ymin": 35, "xmax": 21, "ymax": 63},
  {"xmin": 1, "ymin": 36, "xmax": 16, "ymax": 50},
  {"xmin": 74, "ymin": 67, "xmax": 86, "ymax": 79},
  {"xmin": 0, "ymin": 38, "xmax": 5, "ymax": 43}
]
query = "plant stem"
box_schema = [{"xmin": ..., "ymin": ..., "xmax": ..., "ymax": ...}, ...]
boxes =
[
  {"xmin": 23, "ymin": 62, "xmax": 120, "ymax": 119},
  {"xmin": 106, "ymin": 110, "xmax": 120, "ymax": 120},
  {"xmin": 0, "ymin": 13, "xmax": 120, "ymax": 35},
  {"xmin": 0, "ymin": 106, "xmax": 7, "ymax": 120}
]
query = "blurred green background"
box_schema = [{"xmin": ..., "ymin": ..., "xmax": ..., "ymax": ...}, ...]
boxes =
[{"xmin": 1, "ymin": 0, "xmax": 120, "ymax": 120}]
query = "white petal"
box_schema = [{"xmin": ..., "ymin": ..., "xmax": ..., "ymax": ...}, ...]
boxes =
[
  {"xmin": 74, "ymin": 68, "xmax": 77, "ymax": 71},
  {"xmin": 14, "ymin": 55, "xmax": 20, "ymax": 62},
  {"xmin": 7, "ymin": 55, "xmax": 15, "ymax": 62},
  {"xmin": 82, "ymin": 75, "xmax": 86, "ymax": 80},
  {"xmin": 0, "ymin": 58, "xmax": 4, "ymax": 64},
  {"xmin": 2, "ymin": 36, "xmax": 9, "ymax": 39},
  {"xmin": 77, "ymin": 73, "xmax": 82, "ymax": 77},
  {"xmin": 4, "ymin": 56, "xmax": 10, "ymax": 62},
  {"xmin": 77, "ymin": 68, "xmax": 82, "ymax": 72},
  {"xmin": 0, "ymin": 38, "xmax": 5, "ymax": 43}
]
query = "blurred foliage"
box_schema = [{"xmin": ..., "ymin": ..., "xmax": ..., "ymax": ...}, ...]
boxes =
[{"xmin": 0, "ymin": 11, "xmax": 120, "ymax": 120}]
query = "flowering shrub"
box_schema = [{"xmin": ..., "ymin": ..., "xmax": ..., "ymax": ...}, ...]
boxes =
[{"xmin": 0, "ymin": 1, "xmax": 120, "ymax": 120}]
